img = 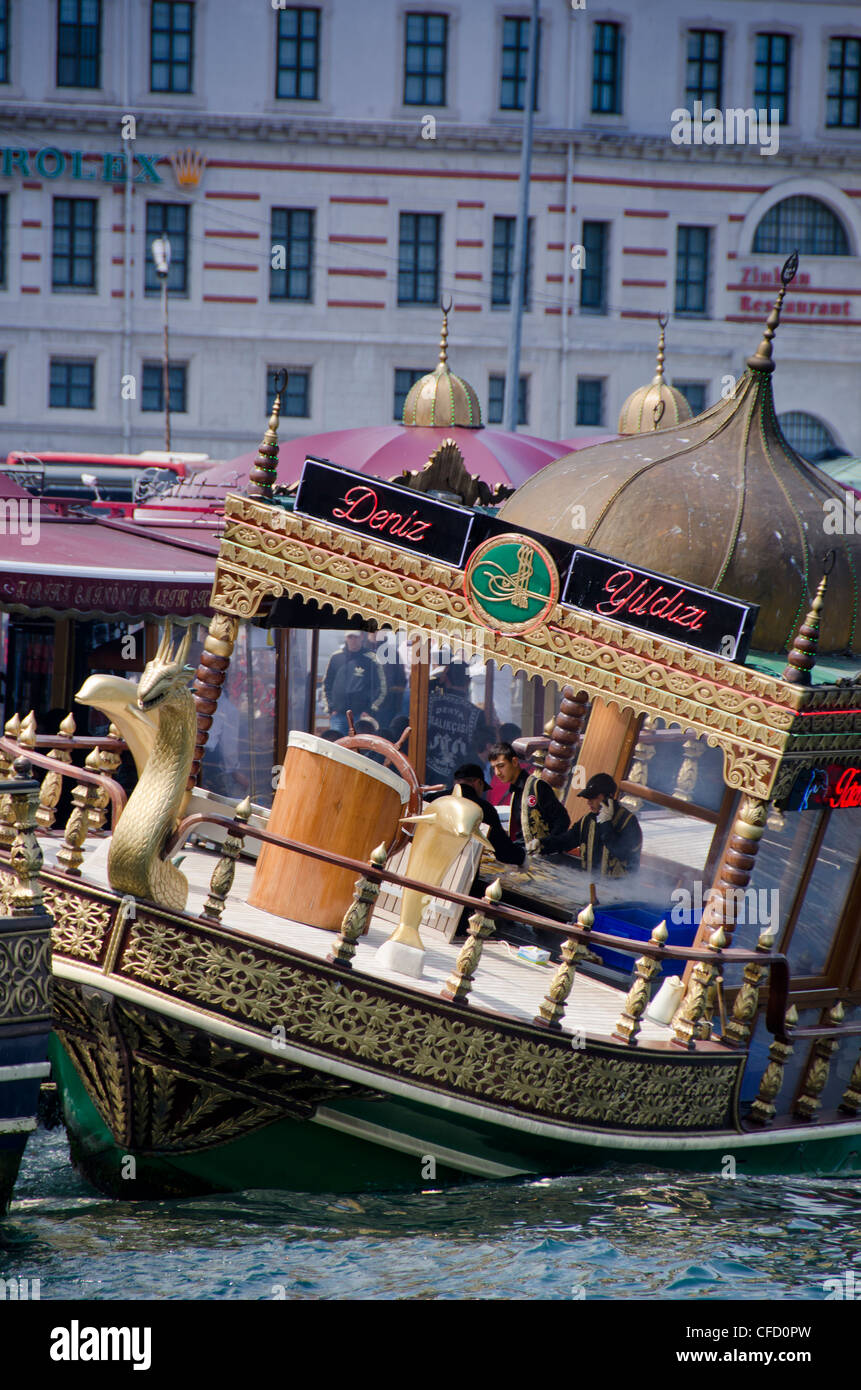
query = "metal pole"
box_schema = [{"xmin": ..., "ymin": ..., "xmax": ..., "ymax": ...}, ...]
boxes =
[
  {"xmin": 502, "ymin": 0, "xmax": 539, "ymax": 432},
  {"xmin": 161, "ymin": 276, "xmax": 171, "ymax": 452},
  {"xmin": 121, "ymin": 0, "xmax": 133, "ymax": 450}
]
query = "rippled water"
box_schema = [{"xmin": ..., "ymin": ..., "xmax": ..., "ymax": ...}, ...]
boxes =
[{"xmin": 1, "ymin": 1126, "xmax": 859, "ymax": 1300}]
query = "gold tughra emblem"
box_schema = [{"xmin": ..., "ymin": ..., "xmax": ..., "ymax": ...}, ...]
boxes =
[{"xmin": 171, "ymin": 148, "xmax": 206, "ymax": 188}]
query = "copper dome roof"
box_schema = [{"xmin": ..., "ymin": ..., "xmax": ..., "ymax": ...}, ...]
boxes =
[
  {"xmin": 500, "ymin": 258, "xmax": 860, "ymax": 654},
  {"xmin": 618, "ymin": 314, "xmax": 692, "ymax": 435},
  {"xmin": 402, "ymin": 304, "xmax": 482, "ymax": 429}
]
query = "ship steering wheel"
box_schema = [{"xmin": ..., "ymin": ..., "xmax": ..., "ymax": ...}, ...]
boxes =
[{"xmin": 334, "ymin": 721, "xmax": 422, "ymax": 855}]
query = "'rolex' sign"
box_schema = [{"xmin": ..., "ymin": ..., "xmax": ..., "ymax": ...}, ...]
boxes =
[{"xmin": 1, "ymin": 147, "xmax": 166, "ymax": 183}]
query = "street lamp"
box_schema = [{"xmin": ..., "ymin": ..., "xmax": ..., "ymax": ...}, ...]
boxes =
[{"xmin": 151, "ymin": 235, "xmax": 172, "ymax": 452}]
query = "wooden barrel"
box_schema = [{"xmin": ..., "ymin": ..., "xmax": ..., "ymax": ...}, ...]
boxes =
[{"xmin": 248, "ymin": 732, "xmax": 410, "ymax": 930}]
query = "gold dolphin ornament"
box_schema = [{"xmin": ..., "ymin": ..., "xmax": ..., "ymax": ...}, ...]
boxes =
[
  {"xmin": 75, "ymin": 674, "xmax": 161, "ymax": 778},
  {"xmin": 387, "ymin": 785, "xmax": 493, "ymax": 953}
]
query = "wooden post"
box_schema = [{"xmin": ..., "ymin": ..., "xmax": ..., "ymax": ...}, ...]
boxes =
[
  {"xmin": 683, "ymin": 795, "xmax": 769, "ymax": 991},
  {"xmin": 613, "ymin": 920, "xmax": 668, "ymax": 1045},
  {"xmin": 748, "ymin": 1005, "xmax": 798, "ymax": 1126},
  {"xmin": 795, "ymin": 1002, "xmax": 845, "ymax": 1121},
  {"xmin": 186, "ymin": 612, "xmax": 241, "ymax": 799},
  {"xmin": 407, "ymin": 645, "xmax": 429, "ymax": 783},
  {"xmin": 442, "ymin": 879, "xmax": 502, "ymax": 1004},
  {"xmin": 541, "ymin": 687, "xmax": 588, "ymax": 790},
  {"xmin": 534, "ymin": 901, "xmax": 594, "ymax": 1028},
  {"xmin": 202, "ymin": 797, "xmax": 252, "ymax": 922},
  {"xmin": 327, "ymin": 843, "xmax": 388, "ymax": 968}
]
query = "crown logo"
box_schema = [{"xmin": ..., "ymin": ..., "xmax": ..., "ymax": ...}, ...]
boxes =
[{"xmin": 170, "ymin": 148, "xmax": 206, "ymax": 187}]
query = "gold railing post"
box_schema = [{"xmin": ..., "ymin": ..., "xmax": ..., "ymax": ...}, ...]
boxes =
[
  {"xmin": 795, "ymin": 1002, "xmax": 845, "ymax": 1121},
  {"xmin": 671, "ymin": 926, "xmax": 726, "ymax": 1049},
  {"xmin": 534, "ymin": 902, "xmax": 594, "ymax": 1029},
  {"xmin": 621, "ymin": 736, "xmax": 656, "ymax": 812},
  {"xmin": 5, "ymin": 762, "xmax": 45, "ymax": 918},
  {"xmin": 724, "ymin": 926, "xmax": 775, "ymax": 1048},
  {"xmin": 88, "ymin": 724, "xmax": 123, "ymax": 832},
  {"xmin": 56, "ymin": 759, "xmax": 103, "ymax": 876},
  {"xmin": 748, "ymin": 1004, "xmax": 798, "ymax": 1126},
  {"xmin": 0, "ymin": 711, "xmax": 25, "ymax": 848},
  {"xmin": 327, "ymin": 843, "xmax": 388, "ymax": 968},
  {"xmin": 672, "ymin": 735, "xmax": 706, "ymax": 803},
  {"xmin": 613, "ymin": 920, "xmax": 667, "ymax": 1045},
  {"xmin": 442, "ymin": 879, "xmax": 502, "ymax": 1004},
  {"xmin": 201, "ymin": 797, "xmax": 252, "ymax": 922},
  {"xmin": 36, "ymin": 712, "xmax": 76, "ymax": 830},
  {"xmin": 839, "ymin": 1045, "xmax": 861, "ymax": 1116}
]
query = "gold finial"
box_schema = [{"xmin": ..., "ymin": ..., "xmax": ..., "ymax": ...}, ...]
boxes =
[
  {"xmin": 747, "ymin": 251, "xmax": 798, "ymax": 374},
  {"xmin": 248, "ymin": 368, "xmax": 287, "ymax": 502},
  {"xmin": 782, "ymin": 552, "xmax": 833, "ymax": 684},
  {"xmin": 652, "ymin": 313, "xmax": 668, "ymax": 386},
  {"xmin": 438, "ymin": 297, "xmax": 452, "ymax": 369}
]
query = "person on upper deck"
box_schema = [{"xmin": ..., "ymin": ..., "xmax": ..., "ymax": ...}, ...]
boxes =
[
  {"xmin": 449, "ymin": 762, "xmax": 526, "ymax": 867},
  {"xmin": 541, "ymin": 774, "xmax": 642, "ymax": 877},
  {"xmin": 488, "ymin": 741, "xmax": 570, "ymax": 855}
]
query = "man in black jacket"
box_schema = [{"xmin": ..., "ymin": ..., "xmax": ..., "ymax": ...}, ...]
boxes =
[
  {"xmin": 541, "ymin": 773, "xmax": 642, "ymax": 877},
  {"xmin": 488, "ymin": 741, "xmax": 570, "ymax": 855},
  {"xmin": 451, "ymin": 763, "xmax": 525, "ymax": 867},
  {"xmin": 323, "ymin": 632, "xmax": 384, "ymax": 735}
]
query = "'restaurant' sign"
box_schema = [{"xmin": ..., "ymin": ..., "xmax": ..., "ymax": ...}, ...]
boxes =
[{"xmin": 294, "ymin": 458, "xmax": 758, "ymax": 662}]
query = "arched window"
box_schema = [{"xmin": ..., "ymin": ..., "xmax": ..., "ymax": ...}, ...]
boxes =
[
  {"xmin": 753, "ymin": 196, "xmax": 850, "ymax": 255},
  {"xmin": 778, "ymin": 412, "xmax": 842, "ymax": 462}
]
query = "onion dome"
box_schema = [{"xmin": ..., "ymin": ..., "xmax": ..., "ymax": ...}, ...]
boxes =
[
  {"xmin": 618, "ymin": 314, "xmax": 692, "ymax": 434},
  {"xmin": 500, "ymin": 253, "xmax": 861, "ymax": 654},
  {"xmin": 402, "ymin": 302, "xmax": 482, "ymax": 429}
]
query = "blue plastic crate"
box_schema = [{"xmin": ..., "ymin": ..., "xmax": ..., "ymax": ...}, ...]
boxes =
[{"xmin": 591, "ymin": 903, "xmax": 699, "ymax": 977}]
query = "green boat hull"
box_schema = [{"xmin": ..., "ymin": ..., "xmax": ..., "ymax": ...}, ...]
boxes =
[{"xmin": 49, "ymin": 1036, "xmax": 861, "ymax": 1197}]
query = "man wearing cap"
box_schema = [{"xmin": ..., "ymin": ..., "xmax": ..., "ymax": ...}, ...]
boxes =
[
  {"xmin": 451, "ymin": 763, "xmax": 526, "ymax": 866},
  {"xmin": 541, "ymin": 773, "xmax": 642, "ymax": 877},
  {"xmin": 488, "ymin": 741, "xmax": 570, "ymax": 856}
]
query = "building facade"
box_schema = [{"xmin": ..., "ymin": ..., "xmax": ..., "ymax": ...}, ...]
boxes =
[{"xmin": 0, "ymin": 0, "xmax": 860, "ymax": 461}]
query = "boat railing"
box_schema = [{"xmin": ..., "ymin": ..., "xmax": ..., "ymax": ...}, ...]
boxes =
[
  {"xmin": 0, "ymin": 733, "xmax": 127, "ymax": 839},
  {"xmin": 164, "ymin": 806, "xmax": 792, "ymax": 1049}
]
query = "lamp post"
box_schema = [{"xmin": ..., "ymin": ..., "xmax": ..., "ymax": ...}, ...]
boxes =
[{"xmin": 151, "ymin": 236, "xmax": 172, "ymax": 452}]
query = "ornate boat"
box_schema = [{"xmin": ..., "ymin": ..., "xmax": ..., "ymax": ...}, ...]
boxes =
[{"xmin": 1, "ymin": 270, "xmax": 860, "ymax": 1197}]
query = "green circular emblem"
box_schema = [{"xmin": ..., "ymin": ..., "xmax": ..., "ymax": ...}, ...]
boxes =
[{"xmin": 464, "ymin": 534, "xmax": 559, "ymax": 634}]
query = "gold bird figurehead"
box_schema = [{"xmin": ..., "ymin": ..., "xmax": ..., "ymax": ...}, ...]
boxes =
[
  {"xmin": 386, "ymin": 784, "xmax": 494, "ymax": 956},
  {"xmin": 137, "ymin": 621, "xmax": 194, "ymax": 712}
]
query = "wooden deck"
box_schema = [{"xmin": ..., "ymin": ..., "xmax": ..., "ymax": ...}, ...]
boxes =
[{"xmin": 41, "ymin": 836, "xmax": 677, "ymax": 1046}]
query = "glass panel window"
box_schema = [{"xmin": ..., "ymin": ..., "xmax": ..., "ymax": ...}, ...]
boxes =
[
  {"xmin": 269, "ymin": 207, "xmax": 314, "ymax": 302},
  {"xmin": 580, "ymin": 219, "xmax": 608, "ymax": 313},
  {"xmin": 686, "ymin": 29, "xmax": 722, "ymax": 111},
  {"xmin": 786, "ymin": 809, "xmax": 861, "ymax": 977},
  {"xmin": 755, "ymin": 32, "xmax": 790, "ymax": 124},
  {"xmin": 145, "ymin": 203, "xmax": 189, "ymax": 294},
  {"xmin": 141, "ymin": 361, "xmax": 187, "ymax": 412},
  {"xmin": 0, "ymin": 0, "xmax": 9, "ymax": 84},
  {"xmin": 576, "ymin": 376, "xmax": 604, "ymax": 427},
  {"xmin": 500, "ymin": 15, "xmax": 539, "ymax": 111},
  {"xmin": 150, "ymin": 1, "xmax": 194, "ymax": 94},
  {"xmin": 315, "ymin": 629, "xmax": 411, "ymax": 744},
  {"xmin": 52, "ymin": 197, "xmax": 97, "ymax": 291},
  {"xmin": 592, "ymin": 20, "xmax": 622, "ymax": 114},
  {"xmin": 200, "ymin": 623, "xmax": 277, "ymax": 807},
  {"xmin": 398, "ymin": 212, "xmax": 440, "ymax": 305},
  {"xmin": 674, "ymin": 380, "xmax": 708, "ymax": 416},
  {"xmin": 49, "ymin": 358, "xmax": 95, "ymax": 408},
  {"xmin": 491, "ymin": 216, "xmax": 533, "ymax": 309},
  {"xmin": 752, "ymin": 195, "xmax": 850, "ymax": 256},
  {"xmin": 404, "ymin": 12, "xmax": 447, "ymax": 106},
  {"xmin": 57, "ymin": 0, "xmax": 102, "ymax": 88},
  {"xmin": 487, "ymin": 373, "xmax": 528, "ymax": 425},
  {"xmin": 778, "ymin": 412, "xmax": 840, "ymax": 462},
  {"xmin": 275, "ymin": 6, "xmax": 320, "ymax": 100},
  {"xmin": 675, "ymin": 225, "xmax": 710, "ymax": 316},
  {"xmin": 394, "ymin": 366, "xmax": 430, "ymax": 421},
  {"xmin": 0, "ymin": 193, "xmax": 6, "ymax": 288},
  {"xmin": 266, "ymin": 365, "xmax": 310, "ymax": 417},
  {"xmin": 827, "ymin": 37, "xmax": 861, "ymax": 128}
]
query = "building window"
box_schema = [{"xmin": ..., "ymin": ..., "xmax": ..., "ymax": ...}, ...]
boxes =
[
  {"xmin": 686, "ymin": 30, "xmax": 722, "ymax": 111},
  {"xmin": 52, "ymin": 198, "xmax": 97, "ymax": 291},
  {"xmin": 487, "ymin": 373, "xmax": 528, "ymax": 426},
  {"xmin": 398, "ymin": 212, "xmax": 440, "ymax": 305},
  {"xmin": 675, "ymin": 225, "xmax": 711, "ymax": 316},
  {"xmin": 592, "ymin": 21, "xmax": 622, "ymax": 114},
  {"xmin": 142, "ymin": 362, "xmax": 187, "ymax": 413},
  {"xmin": 755, "ymin": 33, "xmax": 790, "ymax": 124},
  {"xmin": 778, "ymin": 412, "xmax": 841, "ymax": 463},
  {"xmin": 576, "ymin": 378, "xmax": 604, "ymax": 427},
  {"xmin": 404, "ymin": 12, "xmax": 447, "ymax": 106},
  {"xmin": 580, "ymin": 220, "xmax": 608, "ymax": 314},
  {"xmin": 674, "ymin": 380, "xmax": 708, "ymax": 416},
  {"xmin": 394, "ymin": 366, "xmax": 430, "ymax": 421},
  {"xmin": 0, "ymin": 194, "xmax": 6, "ymax": 289},
  {"xmin": 275, "ymin": 6, "xmax": 320, "ymax": 100},
  {"xmin": 269, "ymin": 208, "xmax": 314, "ymax": 301},
  {"xmin": 57, "ymin": 0, "xmax": 102, "ymax": 89},
  {"xmin": 49, "ymin": 358, "xmax": 95, "ymax": 408},
  {"xmin": 491, "ymin": 216, "xmax": 533, "ymax": 309},
  {"xmin": 827, "ymin": 38, "xmax": 861, "ymax": 128},
  {"xmin": 150, "ymin": 1, "xmax": 194, "ymax": 94},
  {"xmin": 752, "ymin": 196, "xmax": 850, "ymax": 256},
  {"xmin": 0, "ymin": 0, "xmax": 9, "ymax": 84},
  {"xmin": 500, "ymin": 15, "xmax": 539, "ymax": 111},
  {"xmin": 266, "ymin": 366, "xmax": 310, "ymax": 417},
  {"xmin": 145, "ymin": 203, "xmax": 189, "ymax": 295},
  {"xmin": 0, "ymin": 354, "xmax": 5, "ymax": 406}
]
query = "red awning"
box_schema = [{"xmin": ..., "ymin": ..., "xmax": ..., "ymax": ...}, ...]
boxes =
[{"xmin": 0, "ymin": 514, "xmax": 218, "ymax": 620}]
